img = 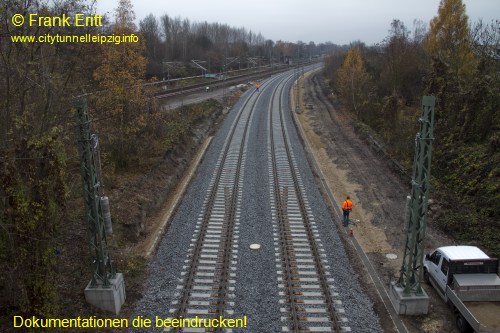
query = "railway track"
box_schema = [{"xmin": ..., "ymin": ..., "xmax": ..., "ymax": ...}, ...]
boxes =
[
  {"xmin": 269, "ymin": 74, "xmax": 350, "ymax": 332},
  {"xmin": 155, "ymin": 64, "xmax": 300, "ymax": 100},
  {"xmin": 167, "ymin": 74, "xmax": 285, "ymax": 332},
  {"xmin": 145, "ymin": 67, "xmax": 369, "ymax": 332}
]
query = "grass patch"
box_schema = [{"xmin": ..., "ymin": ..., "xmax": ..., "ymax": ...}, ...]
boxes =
[{"xmin": 432, "ymin": 141, "xmax": 500, "ymax": 258}]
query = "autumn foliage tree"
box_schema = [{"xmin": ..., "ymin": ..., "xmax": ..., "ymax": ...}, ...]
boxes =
[
  {"xmin": 425, "ymin": 0, "xmax": 499, "ymax": 144},
  {"xmin": 93, "ymin": 0, "xmax": 148, "ymax": 168},
  {"xmin": 336, "ymin": 47, "xmax": 370, "ymax": 119},
  {"xmin": 324, "ymin": 0, "xmax": 499, "ymax": 257},
  {"xmin": 0, "ymin": 0, "xmax": 98, "ymax": 318},
  {"xmin": 379, "ymin": 20, "xmax": 428, "ymax": 104},
  {"xmin": 423, "ymin": 0, "xmax": 499, "ymax": 252},
  {"xmin": 426, "ymin": 0, "xmax": 476, "ymax": 79}
]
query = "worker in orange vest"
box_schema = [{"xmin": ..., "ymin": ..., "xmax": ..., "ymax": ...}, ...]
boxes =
[
  {"xmin": 342, "ymin": 196, "xmax": 353, "ymax": 227},
  {"xmin": 255, "ymin": 83, "xmax": 260, "ymax": 92}
]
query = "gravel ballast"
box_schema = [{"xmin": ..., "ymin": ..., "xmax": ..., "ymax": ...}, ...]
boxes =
[{"xmin": 132, "ymin": 70, "xmax": 382, "ymax": 332}]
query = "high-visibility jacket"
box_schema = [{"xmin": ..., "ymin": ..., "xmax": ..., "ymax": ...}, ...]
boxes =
[{"xmin": 342, "ymin": 199, "xmax": 353, "ymax": 211}]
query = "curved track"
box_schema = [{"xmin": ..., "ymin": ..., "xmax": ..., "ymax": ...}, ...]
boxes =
[
  {"xmin": 269, "ymin": 74, "xmax": 348, "ymax": 332},
  {"xmin": 168, "ymin": 74, "xmax": 285, "ymax": 329},
  {"xmin": 133, "ymin": 67, "xmax": 381, "ymax": 333}
]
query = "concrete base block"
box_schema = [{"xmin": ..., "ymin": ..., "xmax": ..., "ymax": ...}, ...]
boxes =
[
  {"xmin": 84, "ymin": 273, "xmax": 126, "ymax": 315},
  {"xmin": 389, "ymin": 281, "xmax": 429, "ymax": 315}
]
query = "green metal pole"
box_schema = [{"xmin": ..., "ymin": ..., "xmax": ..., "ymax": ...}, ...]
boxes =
[
  {"xmin": 398, "ymin": 96, "xmax": 436, "ymax": 295},
  {"xmin": 75, "ymin": 97, "xmax": 115, "ymax": 287}
]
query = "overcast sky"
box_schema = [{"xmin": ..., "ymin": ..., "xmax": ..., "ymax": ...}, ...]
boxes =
[{"xmin": 96, "ymin": 0, "xmax": 499, "ymax": 45}]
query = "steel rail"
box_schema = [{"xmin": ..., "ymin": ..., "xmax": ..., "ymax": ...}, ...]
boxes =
[
  {"xmin": 172, "ymin": 73, "xmax": 286, "ymax": 332},
  {"xmin": 155, "ymin": 65, "xmax": 295, "ymax": 100},
  {"xmin": 174, "ymin": 86, "xmax": 254, "ymax": 319},
  {"xmin": 269, "ymin": 72, "xmax": 344, "ymax": 332}
]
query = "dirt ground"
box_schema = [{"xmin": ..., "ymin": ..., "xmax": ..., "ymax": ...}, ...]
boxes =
[{"xmin": 296, "ymin": 69, "xmax": 460, "ymax": 333}]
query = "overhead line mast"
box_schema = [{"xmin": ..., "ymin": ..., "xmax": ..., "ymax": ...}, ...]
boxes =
[
  {"xmin": 75, "ymin": 97, "xmax": 125, "ymax": 314},
  {"xmin": 389, "ymin": 96, "xmax": 436, "ymax": 315}
]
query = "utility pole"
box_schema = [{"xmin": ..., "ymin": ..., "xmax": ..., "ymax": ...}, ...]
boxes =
[
  {"xmin": 295, "ymin": 44, "xmax": 301, "ymax": 112},
  {"xmin": 295, "ymin": 48, "xmax": 298, "ymax": 110},
  {"xmin": 389, "ymin": 96, "xmax": 435, "ymax": 315},
  {"xmin": 75, "ymin": 97, "xmax": 126, "ymax": 314}
]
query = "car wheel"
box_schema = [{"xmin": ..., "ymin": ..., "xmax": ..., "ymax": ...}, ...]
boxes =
[
  {"xmin": 423, "ymin": 268, "xmax": 430, "ymax": 284},
  {"xmin": 456, "ymin": 313, "xmax": 473, "ymax": 333}
]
